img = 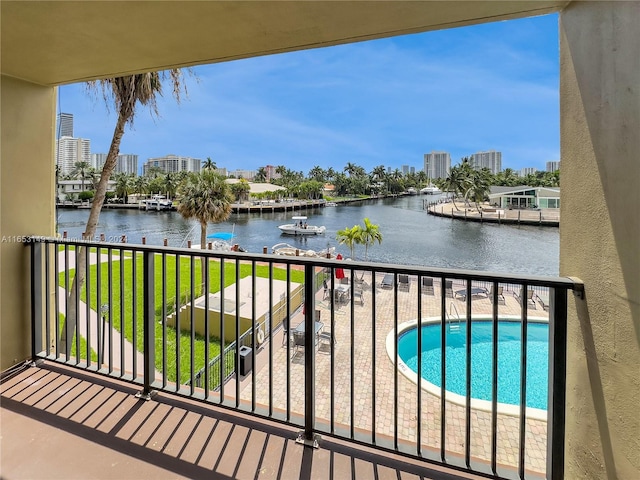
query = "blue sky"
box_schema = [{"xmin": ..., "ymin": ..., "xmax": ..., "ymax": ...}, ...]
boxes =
[{"xmin": 59, "ymin": 13, "xmax": 560, "ymax": 175}]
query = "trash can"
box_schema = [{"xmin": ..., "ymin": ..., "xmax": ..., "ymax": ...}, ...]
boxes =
[{"xmin": 239, "ymin": 345, "xmax": 252, "ymax": 376}]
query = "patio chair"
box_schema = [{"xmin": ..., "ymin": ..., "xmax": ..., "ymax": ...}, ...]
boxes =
[
  {"xmin": 340, "ymin": 276, "xmax": 349, "ymax": 285},
  {"xmin": 421, "ymin": 277, "xmax": 434, "ymax": 295},
  {"xmin": 398, "ymin": 274, "xmax": 410, "ymax": 291},
  {"xmin": 318, "ymin": 331, "xmax": 337, "ymax": 353},
  {"xmin": 445, "ymin": 280, "xmax": 454, "ymax": 298},
  {"xmin": 292, "ymin": 330, "xmax": 306, "ymax": 355},
  {"xmin": 353, "ymin": 287, "xmax": 364, "ymax": 305},
  {"xmin": 353, "ymin": 271, "xmax": 366, "ymax": 286},
  {"xmin": 489, "ymin": 285, "xmax": 505, "ymax": 305},
  {"xmin": 514, "ymin": 287, "xmax": 536, "ymax": 308},
  {"xmin": 323, "ymin": 279, "xmax": 331, "ymax": 300},
  {"xmin": 281, "ymin": 316, "xmax": 289, "ymax": 346},
  {"xmin": 536, "ymin": 292, "xmax": 549, "ymax": 311},
  {"xmin": 381, "ymin": 273, "xmax": 393, "ymax": 288}
]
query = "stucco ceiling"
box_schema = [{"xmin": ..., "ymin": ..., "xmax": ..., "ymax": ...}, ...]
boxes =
[{"xmin": 2, "ymin": 1, "xmax": 569, "ymax": 86}]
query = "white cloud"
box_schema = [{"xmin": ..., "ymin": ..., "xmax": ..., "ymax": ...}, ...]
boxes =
[{"xmin": 60, "ymin": 13, "xmax": 559, "ymax": 172}]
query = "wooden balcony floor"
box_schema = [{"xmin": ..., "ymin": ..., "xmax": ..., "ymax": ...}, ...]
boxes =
[{"xmin": 1, "ymin": 361, "xmax": 485, "ymax": 480}]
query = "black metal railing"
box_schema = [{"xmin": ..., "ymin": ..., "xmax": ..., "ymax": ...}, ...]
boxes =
[{"xmin": 27, "ymin": 237, "xmax": 582, "ymax": 480}]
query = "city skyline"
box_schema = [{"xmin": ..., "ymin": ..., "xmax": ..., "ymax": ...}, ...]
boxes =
[{"xmin": 57, "ymin": 14, "xmax": 560, "ymax": 175}]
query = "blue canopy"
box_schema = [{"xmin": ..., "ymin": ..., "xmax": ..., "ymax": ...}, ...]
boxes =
[{"xmin": 206, "ymin": 232, "xmax": 235, "ymax": 241}]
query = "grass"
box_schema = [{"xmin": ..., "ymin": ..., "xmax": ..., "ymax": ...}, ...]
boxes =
[
  {"xmin": 58, "ymin": 313, "xmax": 98, "ymax": 364},
  {"xmin": 58, "ymin": 248, "xmax": 304, "ymax": 385}
]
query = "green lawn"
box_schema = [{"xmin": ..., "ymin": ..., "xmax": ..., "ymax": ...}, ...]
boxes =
[
  {"xmin": 58, "ymin": 313, "xmax": 98, "ymax": 364},
  {"xmin": 58, "ymin": 249, "xmax": 304, "ymax": 385}
]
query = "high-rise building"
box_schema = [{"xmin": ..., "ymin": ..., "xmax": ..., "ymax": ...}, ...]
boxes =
[
  {"xmin": 264, "ymin": 165, "xmax": 280, "ymax": 182},
  {"xmin": 471, "ymin": 150, "xmax": 502, "ymax": 174},
  {"xmin": 142, "ymin": 154, "xmax": 201, "ymax": 175},
  {"xmin": 56, "ymin": 113, "xmax": 74, "ymax": 138},
  {"xmin": 546, "ymin": 161, "xmax": 561, "ymax": 172},
  {"xmin": 520, "ymin": 167, "xmax": 538, "ymax": 176},
  {"xmin": 423, "ymin": 151, "xmax": 451, "ymax": 180},
  {"xmin": 56, "ymin": 136, "xmax": 91, "ymax": 175},
  {"xmin": 92, "ymin": 153, "xmax": 139, "ymax": 175},
  {"xmin": 401, "ymin": 165, "xmax": 409, "ymax": 175}
]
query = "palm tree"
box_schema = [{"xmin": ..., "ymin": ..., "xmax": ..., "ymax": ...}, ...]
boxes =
[
  {"xmin": 308, "ymin": 166, "xmax": 325, "ymax": 182},
  {"xmin": 61, "ymin": 69, "xmax": 191, "ymax": 355},
  {"xmin": 465, "ymin": 168, "xmax": 492, "ymax": 209},
  {"xmin": 230, "ymin": 179, "xmax": 251, "ymax": 203},
  {"xmin": 177, "ymin": 169, "xmax": 233, "ymax": 252},
  {"xmin": 442, "ymin": 165, "xmax": 465, "ymax": 210},
  {"xmin": 254, "ymin": 167, "xmax": 267, "ymax": 183},
  {"xmin": 163, "ymin": 173, "xmax": 178, "ymax": 199},
  {"xmin": 360, "ymin": 217, "xmax": 382, "ymax": 260},
  {"xmin": 344, "ymin": 162, "xmax": 357, "ymax": 177},
  {"xmin": 71, "ymin": 161, "xmax": 91, "ymax": 193},
  {"xmin": 202, "ymin": 157, "xmax": 216, "ymax": 170},
  {"xmin": 336, "ymin": 224, "xmax": 362, "ymax": 260},
  {"xmin": 114, "ymin": 173, "xmax": 132, "ymax": 203},
  {"xmin": 132, "ymin": 176, "xmax": 149, "ymax": 197}
]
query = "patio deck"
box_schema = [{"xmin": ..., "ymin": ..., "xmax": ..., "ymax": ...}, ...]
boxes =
[
  {"xmin": 240, "ymin": 273, "xmax": 549, "ymax": 476},
  {"xmin": 1, "ymin": 362, "xmax": 485, "ymax": 480}
]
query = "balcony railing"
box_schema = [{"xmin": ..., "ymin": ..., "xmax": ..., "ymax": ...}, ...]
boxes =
[{"xmin": 27, "ymin": 237, "xmax": 582, "ymax": 480}]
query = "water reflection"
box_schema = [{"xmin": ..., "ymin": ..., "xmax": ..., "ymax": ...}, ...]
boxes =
[{"xmin": 57, "ymin": 196, "xmax": 559, "ymax": 275}]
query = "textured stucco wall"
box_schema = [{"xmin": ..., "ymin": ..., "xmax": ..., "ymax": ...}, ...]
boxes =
[
  {"xmin": 0, "ymin": 76, "xmax": 56, "ymax": 369},
  {"xmin": 560, "ymin": 2, "xmax": 640, "ymax": 478}
]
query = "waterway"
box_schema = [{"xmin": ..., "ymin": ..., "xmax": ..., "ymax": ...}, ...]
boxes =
[{"xmin": 57, "ymin": 195, "xmax": 559, "ymax": 276}]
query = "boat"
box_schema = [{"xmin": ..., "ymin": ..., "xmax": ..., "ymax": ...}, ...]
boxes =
[
  {"xmin": 407, "ymin": 187, "xmax": 417, "ymax": 195},
  {"xmin": 190, "ymin": 231, "xmax": 246, "ymax": 252},
  {"xmin": 277, "ymin": 216, "xmax": 326, "ymax": 235},
  {"xmin": 325, "ymin": 202, "xmax": 338, "ymax": 207},
  {"xmin": 420, "ymin": 185, "xmax": 441, "ymax": 195},
  {"xmin": 272, "ymin": 242, "xmax": 335, "ymax": 258},
  {"xmin": 141, "ymin": 194, "xmax": 173, "ymax": 211}
]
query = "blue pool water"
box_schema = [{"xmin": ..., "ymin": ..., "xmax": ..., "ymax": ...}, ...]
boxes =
[{"xmin": 397, "ymin": 321, "xmax": 549, "ymax": 410}]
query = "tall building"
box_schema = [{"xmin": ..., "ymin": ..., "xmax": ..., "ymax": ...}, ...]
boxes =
[
  {"xmin": 56, "ymin": 136, "xmax": 91, "ymax": 175},
  {"xmin": 264, "ymin": 165, "xmax": 280, "ymax": 182},
  {"xmin": 142, "ymin": 154, "xmax": 201, "ymax": 175},
  {"xmin": 56, "ymin": 113, "xmax": 74, "ymax": 138},
  {"xmin": 401, "ymin": 165, "xmax": 409, "ymax": 175},
  {"xmin": 423, "ymin": 151, "xmax": 451, "ymax": 180},
  {"xmin": 546, "ymin": 160, "xmax": 561, "ymax": 172},
  {"xmin": 520, "ymin": 167, "xmax": 538, "ymax": 176},
  {"xmin": 92, "ymin": 153, "xmax": 139, "ymax": 175},
  {"xmin": 471, "ymin": 150, "xmax": 502, "ymax": 174}
]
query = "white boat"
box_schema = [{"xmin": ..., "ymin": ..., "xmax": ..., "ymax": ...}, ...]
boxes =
[
  {"xmin": 325, "ymin": 202, "xmax": 338, "ymax": 207},
  {"xmin": 407, "ymin": 187, "xmax": 417, "ymax": 195},
  {"xmin": 141, "ymin": 194, "xmax": 173, "ymax": 211},
  {"xmin": 420, "ymin": 185, "xmax": 441, "ymax": 195},
  {"xmin": 271, "ymin": 242, "xmax": 335, "ymax": 258},
  {"xmin": 278, "ymin": 216, "xmax": 326, "ymax": 235}
]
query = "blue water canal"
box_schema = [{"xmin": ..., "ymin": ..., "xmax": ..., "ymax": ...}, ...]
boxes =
[{"xmin": 57, "ymin": 195, "xmax": 559, "ymax": 275}]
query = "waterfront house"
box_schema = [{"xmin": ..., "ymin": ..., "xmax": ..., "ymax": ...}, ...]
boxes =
[
  {"xmin": 57, "ymin": 179, "xmax": 116, "ymax": 203},
  {"xmin": 488, "ymin": 186, "xmax": 561, "ymax": 210},
  {"xmin": 1, "ymin": 2, "xmax": 637, "ymax": 479}
]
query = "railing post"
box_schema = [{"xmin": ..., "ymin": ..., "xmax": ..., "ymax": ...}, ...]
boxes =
[
  {"xmin": 547, "ymin": 286, "xmax": 568, "ymax": 480},
  {"xmin": 297, "ymin": 262, "xmax": 320, "ymax": 448},
  {"xmin": 137, "ymin": 249, "xmax": 156, "ymax": 400},
  {"xmin": 30, "ymin": 240, "xmax": 44, "ymax": 363}
]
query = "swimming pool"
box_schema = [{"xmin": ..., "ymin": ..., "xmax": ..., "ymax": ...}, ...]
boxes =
[{"xmin": 391, "ymin": 317, "xmax": 549, "ymax": 419}]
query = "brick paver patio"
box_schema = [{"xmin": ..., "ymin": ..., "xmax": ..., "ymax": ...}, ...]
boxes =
[{"xmin": 236, "ymin": 272, "xmax": 550, "ymax": 475}]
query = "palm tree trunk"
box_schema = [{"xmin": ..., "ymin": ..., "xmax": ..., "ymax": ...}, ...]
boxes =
[{"xmin": 60, "ymin": 109, "xmax": 128, "ymax": 354}]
